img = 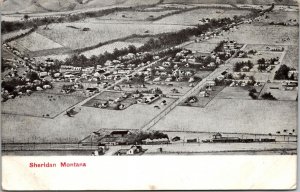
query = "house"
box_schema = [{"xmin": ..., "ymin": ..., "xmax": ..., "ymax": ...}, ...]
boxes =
[
  {"xmin": 126, "ymin": 145, "xmax": 143, "ymax": 155},
  {"xmin": 199, "ymin": 90, "xmax": 209, "ymax": 97},
  {"xmin": 82, "ymin": 67, "xmax": 94, "ymax": 74},
  {"xmin": 39, "ymin": 72, "xmax": 48, "ymax": 78},
  {"xmin": 60, "ymin": 65, "xmax": 74, "ymax": 73},
  {"xmin": 288, "ymin": 70, "xmax": 298, "ymax": 80},
  {"xmin": 110, "ymin": 130, "xmax": 131, "ymax": 137}
]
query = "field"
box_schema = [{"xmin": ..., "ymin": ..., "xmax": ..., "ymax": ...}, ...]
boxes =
[
  {"xmin": 258, "ymin": 83, "xmax": 298, "ymax": 101},
  {"xmin": 152, "ymin": 99, "xmax": 297, "ymax": 135},
  {"xmin": 259, "ymin": 10, "xmax": 299, "ymax": 24},
  {"xmin": 8, "ymin": 32, "xmax": 64, "ymax": 52},
  {"xmin": 1, "ymin": 0, "xmax": 160, "ymax": 14},
  {"xmin": 205, "ymin": 24, "xmax": 299, "ymax": 45},
  {"xmin": 95, "ymin": 10, "xmax": 177, "ymax": 21},
  {"xmin": 282, "ymin": 45, "xmax": 299, "ymax": 69},
  {"xmin": 153, "ymin": 8, "xmax": 251, "ymax": 25},
  {"xmin": 1, "ymin": 97, "xmax": 176, "ymax": 143},
  {"xmin": 1, "ymin": 92, "xmax": 85, "ymax": 118},
  {"xmin": 81, "ymin": 41, "xmax": 144, "ymax": 58},
  {"xmin": 215, "ymin": 85, "xmax": 264, "ymax": 100},
  {"xmin": 184, "ymin": 42, "xmax": 219, "ymax": 53},
  {"xmin": 36, "ymin": 22, "xmax": 192, "ymax": 50}
]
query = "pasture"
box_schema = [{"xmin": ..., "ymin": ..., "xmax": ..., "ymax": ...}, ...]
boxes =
[
  {"xmin": 152, "ymin": 99, "xmax": 297, "ymax": 135},
  {"xmin": 36, "ymin": 22, "xmax": 192, "ymax": 50},
  {"xmin": 1, "ymin": 92, "xmax": 85, "ymax": 118},
  {"xmin": 153, "ymin": 8, "xmax": 251, "ymax": 25}
]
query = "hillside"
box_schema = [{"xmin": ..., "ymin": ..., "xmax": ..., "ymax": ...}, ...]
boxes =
[
  {"xmin": 1, "ymin": 0, "xmax": 161, "ymax": 14},
  {"xmin": 162, "ymin": 0, "xmax": 299, "ymax": 6}
]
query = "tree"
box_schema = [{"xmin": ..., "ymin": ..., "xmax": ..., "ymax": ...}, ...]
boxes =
[
  {"xmin": 24, "ymin": 14, "xmax": 30, "ymax": 20},
  {"xmin": 27, "ymin": 71, "xmax": 39, "ymax": 82},
  {"xmin": 249, "ymin": 88, "xmax": 258, "ymax": 99},
  {"xmin": 274, "ymin": 64, "xmax": 290, "ymax": 80},
  {"xmin": 261, "ymin": 92, "xmax": 277, "ymax": 100}
]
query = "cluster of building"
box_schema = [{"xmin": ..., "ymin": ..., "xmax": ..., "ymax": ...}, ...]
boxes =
[{"xmin": 1, "ymin": 44, "xmax": 54, "ymax": 101}]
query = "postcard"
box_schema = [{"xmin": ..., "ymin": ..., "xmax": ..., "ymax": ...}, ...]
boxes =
[{"xmin": 1, "ymin": 0, "xmax": 298, "ymax": 190}]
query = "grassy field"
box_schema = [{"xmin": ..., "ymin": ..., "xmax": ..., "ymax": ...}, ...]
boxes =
[
  {"xmin": 152, "ymin": 99, "xmax": 297, "ymax": 135},
  {"xmin": 206, "ymin": 24, "xmax": 298, "ymax": 45},
  {"xmin": 81, "ymin": 41, "xmax": 143, "ymax": 58},
  {"xmin": 8, "ymin": 32, "xmax": 64, "ymax": 52},
  {"xmin": 153, "ymin": 8, "xmax": 251, "ymax": 25},
  {"xmin": 1, "ymin": 92, "xmax": 85, "ymax": 118},
  {"xmin": 36, "ymin": 22, "xmax": 192, "ymax": 50}
]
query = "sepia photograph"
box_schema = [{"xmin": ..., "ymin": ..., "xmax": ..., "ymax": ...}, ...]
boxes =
[{"xmin": 1, "ymin": 0, "xmax": 298, "ymax": 157}]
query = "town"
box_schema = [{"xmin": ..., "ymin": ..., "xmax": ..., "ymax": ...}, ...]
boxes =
[{"xmin": 1, "ymin": 0, "xmax": 298, "ymax": 155}]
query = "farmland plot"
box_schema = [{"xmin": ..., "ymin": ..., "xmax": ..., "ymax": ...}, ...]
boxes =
[
  {"xmin": 152, "ymin": 99, "xmax": 297, "ymax": 135},
  {"xmin": 8, "ymin": 32, "xmax": 64, "ymax": 52},
  {"xmin": 1, "ymin": 92, "xmax": 85, "ymax": 118},
  {"xmin": 153, "ymin": 8, "xmax": 251, "ymax": 25},
  {"xmin": 37, "ymin": 22, "xmax": 192, "ymax": 50}
]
